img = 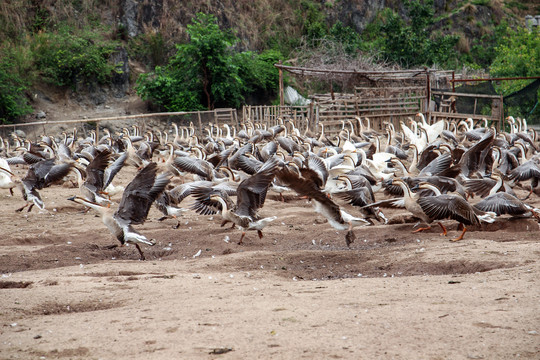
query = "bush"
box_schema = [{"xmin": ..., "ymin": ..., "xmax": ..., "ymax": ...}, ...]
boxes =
[
  {"xmin": 32, "ymin": 25, "xmax": 120, "ymax": 88},
  {"xmin": 136, "ymin": 13, "xmax": 282, "ymax": 111},
  {"xmin": 0, "ymin": 51, "xmax": 32, "ymax": 124}
]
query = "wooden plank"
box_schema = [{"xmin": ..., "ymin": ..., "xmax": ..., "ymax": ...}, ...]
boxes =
[{"xmin": 431, "ymin": 90, "xmax": 502, "ymax": 99}]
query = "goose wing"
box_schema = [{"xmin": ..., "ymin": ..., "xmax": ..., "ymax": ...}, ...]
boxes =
[
  {"xmin": 335, "ymin": 186, "xmax": 374, "ymax": 208},
  {"xmin": 276, "ymin": 163, "xmax": 344, "ymax": 225},
  {"xmin": 236, "ymin": 154, "xmax": 263, "ymax": 175},
  {"xmin": 474, "ymin": 192, "xmax": 530, "ymax": 216},
  {"xmin": 419, "ymin": 153, "xmax": 452, "ymax": 176},
  {"xmin": 306, "ymin": 155, "xmax": 329, "ymax": 188},
  {"xmin": 172, "ymin": 156, "xmax": 213, "ymax": 179},
  {"xmin": 190, "ymin": 186, "xmax": 235, "ymax": 216},
  {"xmin": 508, "ymin": 160, "xmax": 540, "ymax": 182},
  {"xmin": 417, "ymin": 195, "xmax": 479, "ymax": 226},
  {"xmin": 463, "ymin": 177, "xmax": 497, "ymax": 198},
  {"xmin": 236, "ymin": 157, "xmax": 279, "ymax": 217},
  {"xmin": 103, "ymin": 152, "xmax": 128, "ymax": 189},
  {"xmin": 459, "ymin": 130, "xmax": 495, "ymax": 177},
  {"xmin": 85, "ymin": 149, "xmax": 112, "ymax": 192},
  {"xmin": 115, "ymin": 162, "xmax": 170, "ymax": 225}
]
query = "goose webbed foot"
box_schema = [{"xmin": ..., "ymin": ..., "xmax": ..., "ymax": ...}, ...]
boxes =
[
  {"xmin": 15, "ymin": 204, "xmax": 27, "ymax": 212},
  {"xmin": 173, "ymin": 220, "xmax": 180, "ymax": 229},
  {"xmin": 280, "ymin": 193, "xmax": 285, "ymax": 202},
  {"xmin": 220, "ymin": 220, "xmax": 230, "ymax": 227},
  {"xmin": 451, "ymin": 226, "xmax": 467, "ymax": 242},
  {"xmin": 157, "ymin": 216, "xmax": 168, "ymax": 222}
]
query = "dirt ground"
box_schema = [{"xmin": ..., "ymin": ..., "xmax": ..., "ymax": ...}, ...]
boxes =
[{"xmin": 0, "ymin": 160, "xmax": 539, "ymax": 359}]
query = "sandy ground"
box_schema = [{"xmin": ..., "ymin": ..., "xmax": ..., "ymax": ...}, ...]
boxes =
[{"xmin": 0, "ymin": 162, "xmax": 539, "ymax": 359}]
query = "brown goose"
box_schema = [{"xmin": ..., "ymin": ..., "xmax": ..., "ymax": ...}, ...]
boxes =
[
  {"xmin": 15, "ymin": 158, "xmax": 74, "ymax": 212},
  {"xmin": 68, "ymin": 162, "xmax": 170, "ymax": 260},
  {"xmin": 276, "ymin": 162, "xmax": 369, "ymax": 247},
  {"xmin": 415, "ymin": 182, "xmax": 496, "ymax": 241},
  {"xmin": 190, "ymin": 157, "xmax": 279, "ymax": 244},
  {"xmin": 473, "ymin": 192, "xmax": 540, "ymax": 220},
  {"xmin": 74, "ymin": 149, "xmax": 127, "ymax": 204}
]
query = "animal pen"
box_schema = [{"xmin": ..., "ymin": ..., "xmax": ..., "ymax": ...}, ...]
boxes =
[
  {"xmin": 1, "ymin": 66, "xmax": 516, "ymax": 141},
  {"xmin": 263, "ymin": 64, "xmax": 506, "ymax": 137}
]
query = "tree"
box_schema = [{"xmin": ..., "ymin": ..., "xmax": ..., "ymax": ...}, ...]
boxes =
[
  {"xmin": 136, "ymin": 13, "xmax": 281, "ymax": 111},
  {"xmin": 378, "ymin": 0, "xmax": 458, "ymax": 67},
  {"xmin": 490, "ymin": 26, "xmax": 540, "ymax": 122}
]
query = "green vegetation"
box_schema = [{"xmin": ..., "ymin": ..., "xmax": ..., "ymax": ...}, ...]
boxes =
[
  {"xmin": 372, "ymin": 0, "xmax": 460, "ymax": 67},
  {"xmin": 32, "ymin": 25, "xmax": 120, "ymax": 88},
  {"xmin": 0, "ymin": 49, "xmax": 32, "ymax": 124},
  {"xmin": 490, "ymin": 27, "xmax": 540, "ymax": 120},
  {"xmin": 0, "ymin": 0, "xmax": 537, "ymax": 122},
  {"xmin": 136, "ymin": 13, "xmax": 281, "ymax": 111}
]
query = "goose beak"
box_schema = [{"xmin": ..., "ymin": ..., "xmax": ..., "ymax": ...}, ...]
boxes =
[{"xmin": 67, "ymin": 196, "xmax": 76, "ymax": 201}]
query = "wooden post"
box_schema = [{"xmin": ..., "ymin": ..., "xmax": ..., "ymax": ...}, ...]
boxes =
[
  {"xmin": 425, "ymin": 69, "xmax": 431, "ymax": 122},
  {"xmin": 197, "ymin": 111, "xmax": 202, "ymax": 135},
  {"xmin": 278, "ymin": 61, "xmax": 284, "ymax": 108}
]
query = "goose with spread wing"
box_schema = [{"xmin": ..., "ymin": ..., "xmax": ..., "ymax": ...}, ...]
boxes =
[
  {"xmin": 15, "ymin": 158, "xmax": 74, "ymax": 212},
  {"xmin": 415, "ymin": 182, "xmax": 496, "ymax": 241},
  {"xmin": 276, "ymin": 162, "xmax": 369, "ymax": 247},
  {"xmin": 68, "ymin": 162, "xmax": 170, "ymax": 260},
  {"xmin": 190, "ymin": 156, "xmax": 279, "ymax": 244},
  {"xmin": 74, "ymin": 148, "xmax": 127, "ymax": 204}
]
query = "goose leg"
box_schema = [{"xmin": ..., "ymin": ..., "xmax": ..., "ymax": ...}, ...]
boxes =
[
  {"xmin": 279, "ymin": 193, "xmax": 285, "ymax": 202},
  {"xmin": 27, "ymin": 204, "xmax": 34, "ymax": 212},
  {"xmin": 135, "ymin": 244, "xmax": 146, "ymax": 260},
  {"xmin": 238, "ymin": 232, "xmax": 246, "ymax": 245},
  {"xmin": 437, "ymin": 222, "xmax": 448, "ymax": 236},
  {"xmin": 15, "ymin": 203, "xmax": 28, "ymax": 212},
  {"xmin": 220, "ymin": 220, "xmax": 229, "ymax": 227},
  {"xmin": 345, "ymin": 230, "xmax": 356, "ymax": 247},
  {"xmin": 451, "ymin": 226, "xmax": 467, "ymax": 242},
  {"xmin": 412, "ymin": 225, "xmax": 432, "ymax": 233},
  {"xmin": 9, "ymin": 188, "xmax": 14, "ymax": 196},
  {"xmin": 257, "ymin": 230, "xmax": 263, "ymax": 239}
]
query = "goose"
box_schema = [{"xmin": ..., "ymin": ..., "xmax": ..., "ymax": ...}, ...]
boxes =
[
  {"xmin": 190, "ymin": 157, "xmax": 279, "ymax": 244},
  {"xmin": 15, "ymin": 158, "xmax": 74, "ymax": 212},
  {"xmin": 154, "ymin": 190, "xmax": 188, "ymax": 229},
  {"xmin": 415, "ymin": 182, "xmax": 497, "ymax": 241},
  {"xmin": 68, "ymin": 162, "xmax": 170, "ymax": 260},
  {"xmin": 0, "ymin": 158, "xmax": 17, "ymax": 195},
  {"xmin": 276, "ymin": 162, "xmax": 369, "ymax": 247},
  {"xmin": 416, "ymin": 113, "xmax": 445, "ymax": 143},
  {"xmin": 473, "ymin": 192, "xmax": 540, "ymax": 220},
  {"xmin": 507, "ymin": 155, "xmax": 540, "ymax": 198},
  {"xmin": 333, "ymin": 174, "xmax": 388, "ymax": 224},
  {"xmin": 75, "ymin": 149, "xmax": 127, "ymax": 204}
]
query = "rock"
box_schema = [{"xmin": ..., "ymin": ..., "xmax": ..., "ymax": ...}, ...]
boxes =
[{"xmin": 36, "ymin": 110, "xmax": 46, "ymax": 119}]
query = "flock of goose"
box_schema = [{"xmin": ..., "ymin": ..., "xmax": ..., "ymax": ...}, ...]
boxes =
[{"xmin": 1, "ymin": 113, "xmax": 539, "ymax": 260}]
